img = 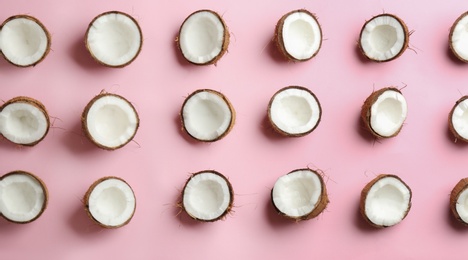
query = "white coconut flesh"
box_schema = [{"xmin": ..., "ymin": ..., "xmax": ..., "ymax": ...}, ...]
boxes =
[
  {"xmin": 0, "ymin": 173, "xmax": 46, "ymax": 223},
  {"xmin": 450, "ymin": 13, "xmax": 468, "ymax": 61},
  {"xmin": 360, "ymin": 15, "xmax": 407, "ymax": 61},
  {"xmin": 182, "ymin": 90, "xmax": 233, "ymax": 141},
  {"xmin": 281, "ymin": 11, "xmax": 321, "ymax": 60},
  {"xmin": 85, "ymin": 95, "xmax": 138, "ymax": 149},
  {"xmin": 451, "ymin": 98, "xmax": 468, "ymax": 140},
  {"xmin": 0, "ymin": 17, "xmax": 49, "ymax": 66},
  {"xmin": 0, "ymin": 102, "xmax": 48, "ymax": 145},
  {"xmin": 87, "ymin": 178, "xmax": 136, "ymax": 227},
  {"xmin": 269, "ymin": 87, "xmax": 320, "ymax": 135},
  {"xmin": 455, "ymin": 188, "xmax": 468, "ymax": 223},
  {"xmin": 370, "ymin": 90, "xmax": 407, "ymax": 137},
  {"xmin": 272, "ymin": 169, "xmax": 322, "ymax": 218},
  {"xmin": 364, "ymin": 176, "xmax": 411, "ymax": 227},
  {"xmin": 183, "ymin": 172, "xmax": 232, "ymax": 221},
  {"xmin": 179, "ymin": 10, "xmax": 226, "ymax": 64},
  {"xmin": 86, "ymin": 12, "xmax": 142, "ymax": 67}
]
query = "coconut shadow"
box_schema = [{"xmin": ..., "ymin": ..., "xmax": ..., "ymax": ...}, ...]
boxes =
[
  {"xmin": 259, "ymin": 114, "xmax": 297, "ymax": 142},
  {"xmin": 264, "ymin": 36, "xmax": 290, "ymax": 64},
  {"xmin": 69, "ymin": 36, "xmax": 114, "ymax": 71},
  {"xmin": 445, "ymin": 125, "xmax": 468, "ymax": 148},
  {"xmin": 446, "ymin": 45, "xmax": 468, "ymax": 65},
  {"xmin": 61, "ymin": 119, "xmax": 101, "ymax": 154},
  {"xmin": 446, "ymin": 203, "xmax": 468, "ymax": 232},
  {"xmin": 354, "ymin": 44, "xmax": 374, "ymax": 64},
  {"xmin": 68, "ymin": 201, "xmax": 106, "ymax": 236},
  {"xmin": 173, "ymin": 113, "xmax": 211, "ymax": 146},
  {"xmin": 355, "ymin": 114, "xmax": 378, "ymax": 143},
  {"xmin": 170, "ymin": 187, "xmax": 206, "ymax": 227},
  {"xmin": 353, "ymin": 199, "xmax": 380, "ymax": 233},
  {"xmin": 264, "ymin": 191, "xmax": 301, "ymax": 228}
]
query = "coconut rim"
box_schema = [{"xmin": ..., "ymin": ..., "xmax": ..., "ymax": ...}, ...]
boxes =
[
  {"xmin": 449, "ymin": 11, "xmax": 468, "ymax": 62},
  {"xmin": 180, "ymin": 89, "xmax": 236, "ymax": 142},
  {"xmin": 0, "ymin": 15, "xmax": 51, "ymax": 67},
  {"xmin": 81, "ymin": 92, "xmax": 140, "ymax": 150},
  {"xmin": 359, "ymin": 174, "xmax": 412, "ymax": 228},
  {"xmin": 267, "ymin": 86, "xmax": 322, "ymax": 137},
  {"xmin": 270, "ymin": 168, "xmax": 329, "ymax": 221},
  {"xmin": 275, "ymin": 9, "xmax": 322, "ymax": 62},
  {"xmin": 0, "ymin": 170, "xmax": 48, "ymax": 224},
  {"xmin": 176, "ymin": 9, "xmax": 230, "ymax": 66},
  {"xmin": 0, "ymin": 96, "xmax": 50, "ymax": 146},
  {"xmin": 85, "ymin": 10, "xmax": 143, "ymax": 68},
  {"xmin": 358, "ymin": 13, "xmax": 409, "ymax": 62},
  {"xmin": 450, "ymin": 178, "xmax": 468, "ymax": 225},
  {"xmin": 448, "ymin": 95, "xmax": 468, "ymax": 142},
  {"xmin": 180, "ymin": 170, "xmax": 234, "ymax": 222},
  {"xmin": 83, "ymin": 176, "xmax": 136, "ymax": 229}
]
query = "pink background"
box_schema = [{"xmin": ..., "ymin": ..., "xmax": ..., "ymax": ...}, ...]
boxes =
[{"xmin": 2, "ymin": 0, "xmax": 468, "ymax": 259}]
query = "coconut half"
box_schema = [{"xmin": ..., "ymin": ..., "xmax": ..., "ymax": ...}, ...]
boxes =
[
  {"xmin": 275, "ymin": 9, "xmax": 322, "ymax": 61},
  {"xmin": 0, "ymin": 15, "xmax": 51, "ymax": 67},
  {"xmin": 84, "ymin": 176, "xmax": 136, "ymax": 228},
  {"xmin": 359, "ymin": 14, "xmax": 409, "ymax": 62},
  {"xmin": 181, "ymin": 170, "xmax": 234, "ymax": 222},
  {"xmin": 0, "ymin": 96, "xmax": 50, "ymax": 146},
  {"xmin": 360, "ymin": 174, "xmax": 412, "ymax": 228},
  {"xmin": 271, "ymin": 168, "xmax": 329, "ymax": 221},
  {"xmin": 0, "ymin": 171, "xmax": 48, "ymax": 224},
  {"xmin": 450, "ymin": 178, "xmax": 468, "ymax": 225},
  {"xmin": 361, "ymin": 87, "xmax": 408, "ymax": 138},
  {"xmin": 449, "ymin": 12, "xmax": 468, "ymax": 62},
  {"xmin": 181, "ymin": 89, "xmax": 235, "ymax": 142},
  {"xmin": 177, "ymin": 10, "xmax": 229, "ymax": 65},
  {"xmin": 82, "ymin": 93, "xmax": 139, "ymax": 150},
  {"xmin": 449, "ymin": 96, "xmax": 468, "ymax": 142},
  {"xmin": 85, "ymin": 11, "xmax": 143, "ymax": 67},
  {"xmin": 268, "ymin": 86, "xmax": 321, "ymax": 137}
]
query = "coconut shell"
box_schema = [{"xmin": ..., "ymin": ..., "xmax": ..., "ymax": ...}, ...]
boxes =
[
  {"xmin": 358, "ymin": 13, "xmax": 409, "ymax": 62},
  {"xmin": 449, "ymin": 12, "xmax": 468, "ymax": 62},
  {"xmin": 81, "ymin": 92, "xmax": 140, "ymax": 150},
  {"xmin": 85, "ymin": 11, "xmax": 143, "ymax": 68},
  {"xmin": 361, "ymin": 87, "xmax": 404, "ymax": 138},
  {"xmin": 360, "ymin": 174, "xmax": 412, "ymax": 228},
  {"xmin": 176, "ymin": 9, "xmax": 230, "ymax": 66},
  {"xmin": 0, "ymin": 96, "xmax": 50, "ymax": 146},
  {"xmin": 267, "ymin": 86, "xmax": 322, "ymax": 137},
  {"xmin": 271, "ymin": 168, "xmax": 329, "ymax": 221},
  {"xmin": 0, "ymin": 15, "xmax": 51, "ymax": 67},
  {"xmin": 180, "ymin": 170, "xmax": 234, "ymax": 222},
  {"xmin": 450, "ymin": 178, "xmax": 468, "ymax": 225},
  {"xmin": 448, "ymin": 96, "xmax": 468, "ymax": 142},
  {"xmin": 180, "ymin": 89, "xmax": 236, "ymax": 142},
  {"xmin": 83, "ymin": 176, "xmax": 136, "ymax": 229},
  {"xmin": 274, "ymin": 9, "xmax": 322, "ymax": 62},
  {"xmin": 0, "ymin": 171, "xmax": 49, "ymax": 224}
]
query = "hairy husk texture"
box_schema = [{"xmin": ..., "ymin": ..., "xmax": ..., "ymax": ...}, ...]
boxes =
[
  {"xmin": 180, "ymin": 89, "xmax": 236, "ymax": 142},
  {"xmin": 449, "ymin": 11, "xmax": 468, "ymax": 62},
  {"xmin": 274, "ymin": 9, "xmax": 322, "ymax": 62},
  {"xmin": 358, "ymin": 13, "xmax": 409, "ymax": 62},
  {"xmin": 361, "ymin": 87, "xmax": 403, "ymax": 138},
  {"xmin": 267, "ymin": 86, "xmax": 321, "ymax": 137},
  {"xmin": 0, "ymin": 96, "xmax": 50, "ymax": 146},
  {"xmin": 83, "ymin": 176, "xmax": 136, "ymax": 229},
  {"xmin": 176, "ymin": 9, "xmax": 230, "ymax": 65},
  {"xmin": 450, "ymin": 178, "xmax": 468, "ymax": 225},
  {"xmin": 448, "ymin": 96, "xmax": 468, "ymax": 142},
  {"xmin": 360, "ymin": 174, "xmax": 412, "ymax": 228},
  {"xmin": 81, "ymin": 92, "xmax": 140, "ymax": 150},
  {"xmin": 179, "ymin": 170, "xmax": 234, "ymax": 222},
  {"xmin": 0, "ymin": 171, "xmax": 49, "ymax": 224},
  {"xmin": 271, "ymin": 168, "xmax": 329, "ymax": 221},
  {"xmin": 0, "ymin": 15, "xmax": 51, "ymax": 67}
]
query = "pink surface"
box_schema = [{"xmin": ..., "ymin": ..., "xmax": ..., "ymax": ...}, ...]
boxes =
[{"xmin": 1, "ymin": 0, "xmax": 468, "ymax": 259}]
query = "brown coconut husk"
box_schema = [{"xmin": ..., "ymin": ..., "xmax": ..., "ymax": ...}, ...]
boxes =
[
  {"xmin": 0, "ymin": 96, "xmax": 50, "ymax": 146},
  {"xmin": 180, "ymin": 89, "xmax": 236, "ymax": 142},
  {"xmin": 83, "ymin": 176, "xmax": 136, "ymax": 229},
  {"xmin": 81, "ymin": 92, "xmax": 140, "ymax": 150},
  {"xmin": 0, "ymin": 171, "xmax": 49, "ymax": 224},
  {"xmin": 360, "ymin": 174, "xmax": 412, "ymax": 228},
  {"xmin": 361, "ymin": 87, "xmax": 404, "ymax": 138},
  {"xmin": 0, "ymin": 15, "xmax": 51, "ymax": 67},
  {"xmin": 179, "ymin": 170, "xmax": 234, "ymax": 222},
  {"xmin": 274, "ymin": 9, "xmax": 322, "ymax": 62},
  {"xmin": 176, "ymin": 9, "xmax": 230, "ymax": 65},
  {"xmin": 449, "ymin": 12, "xmax": 468, "ymax": 62},
  {"xmin": 358, "ymin": 13, "xmax": 409, "ymax": 62},
  {"xmin": 85, "ymin": 11, "xmax": 143, "ymax": 68},
  {"xmin": 267, "ymin": 86, "xmax": 322, "ymax": 137},
  {"xmin": 271, "ymin": 168, "xmax": 329, "ymax": 221},
  {"xmin": 450, "ymin": 178, "xmax": 468, "ymax": 225},
  {"xmin": 448, "ymin": 96, "xmax": 468, "ymax": 142}
]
